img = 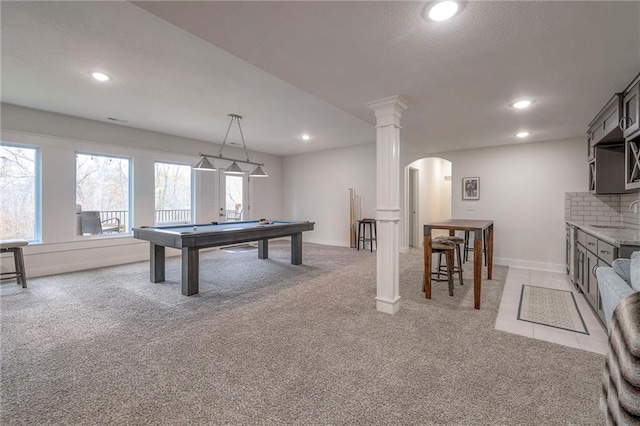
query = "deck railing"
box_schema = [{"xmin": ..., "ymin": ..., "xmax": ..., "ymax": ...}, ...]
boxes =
[
  {"xmin": 95, "ymin": 209, "xmax": 192, "ymax": 231},
  {"xmin": 154, "ymin": 209, "xmax": 191, "ymax": 223}
]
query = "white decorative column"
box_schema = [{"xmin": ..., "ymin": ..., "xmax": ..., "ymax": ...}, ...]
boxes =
[{"xmin": 367, "ymin": 95, "xmax": 408, "ymax": 315}]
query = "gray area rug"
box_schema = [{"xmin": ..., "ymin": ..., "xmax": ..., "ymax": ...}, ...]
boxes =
[
  {"xmin": 518, "ymin": 284, "xmax": 589, "ymax": 334},
  {"xmin": 1, "ymin": 242, "xmax": 604, "ymax": 424}
]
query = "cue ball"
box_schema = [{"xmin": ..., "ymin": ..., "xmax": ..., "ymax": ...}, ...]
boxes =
[{"xmin": 193, "ymin": 226, "xmax": 197, "ymax": 231}]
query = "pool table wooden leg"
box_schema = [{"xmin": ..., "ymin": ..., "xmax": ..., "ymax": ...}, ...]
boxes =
[
  {"xmin": 291, "ymin": 233, "xmax": 302, "ymax": 265},
  {"xmin": 150, "ymin": 243, "xmax": 165, "ymax": 283},
  {"xmin": 182, "ymin": 247, "xmax": 199, "ymax": 296},
  {"xmin": 258, "ymin": 239, "xmax": 268, "ymax": 259}
]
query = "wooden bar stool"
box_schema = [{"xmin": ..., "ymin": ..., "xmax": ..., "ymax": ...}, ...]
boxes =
[
  {"xmin": 463, "ymin": 229, "xmax": 487, "ymax": 266},
  {"xmin": 0, "ymin": 240, "xmax": 28, "ymax": 288},
  {"xmin": 434, "ymin": 235, "xmax": 464, "ymax": 285},
  {"xmin": 357, "ymin": 218, "xmax": 377, "ymax": 252},
  {"xmin": 423, "ymin": 239, "xmax": 455, "ymax": 296}
]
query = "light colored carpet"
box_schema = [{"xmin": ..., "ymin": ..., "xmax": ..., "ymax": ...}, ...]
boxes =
[
  {"xmin": 1, "ymin": 242, "xmax": 604, "ymax": 424},
  {"xmin": 518, "ymin": 285, "xmax": 589, "ymax": 334}
]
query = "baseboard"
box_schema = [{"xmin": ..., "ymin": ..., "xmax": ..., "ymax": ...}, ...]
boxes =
[
  {"xmin": 304, "ymin": 238, "xmax": 351, "ymax": 248},
  {"xmin": 375, "ymin": 296, "xmax": 401, "ymax": 314},
  {"xmin": 494, "ymin": 257, "xmax": 565, "ymax": 273},
  {"xmin": 26, "ymin": 254, "xmax": 147, "ymax": 278}
]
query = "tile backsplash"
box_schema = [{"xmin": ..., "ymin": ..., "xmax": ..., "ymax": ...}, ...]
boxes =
[{"xmin": 565, "ymin": 192, "xmax": 640, "ymax": 227}]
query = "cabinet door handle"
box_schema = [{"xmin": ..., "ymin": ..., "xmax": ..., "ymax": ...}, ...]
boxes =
[
  {"xmin": 620, "ymin": 117, "xmax": 628, "ymax": 131},
  {"xmin": 600, "ymin": 250, "xmax": 610, "ymax": 255},
  {"xmin": 588, "ymin": 242, "xmax": 595, "ymax": 246},
  {"xmin": 620, "ymin": 116, "xmax": 633, "ymax": 131}
]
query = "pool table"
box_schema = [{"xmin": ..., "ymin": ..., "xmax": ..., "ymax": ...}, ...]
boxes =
[{"xmin": 133, "ymin": 220, "xmax": 315, "ymax": 296}]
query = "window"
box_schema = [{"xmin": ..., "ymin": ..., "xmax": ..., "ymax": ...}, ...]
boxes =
[
  {"xmin": 154, "ymin": 162, "xmax": 192, "ymax": 224},
  {"xmin": 0, "ymin": 144, "xmax": 40, "ymax": 241},
  {"xmin": 76, "ymin": 153, "xmax": 130, "ymax": 235}
]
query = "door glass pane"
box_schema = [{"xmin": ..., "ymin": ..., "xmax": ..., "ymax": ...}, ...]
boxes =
[
  {"xmin": 155, "ymin": 162, "xmax": 192, "ymax": 224},
  {"xmin": 225, "ymin": 175, "xmax": 243, "ymax": 221}
]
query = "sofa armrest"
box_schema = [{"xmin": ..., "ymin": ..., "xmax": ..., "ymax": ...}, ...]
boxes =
[{"xmin": 596, "ymin": 266, "xmax": 635, "ymax": 330}]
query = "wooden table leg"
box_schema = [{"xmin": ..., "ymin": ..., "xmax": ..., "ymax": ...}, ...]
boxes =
[
  {"xmin": 181, "ymin": 247, "xmax": 199, "ymax": 296},
  {"xmin": 258, "ymin": 238, "xmax": 269, "ymax": 259},
  {"xmin": 424, "ymin": 235, "xmax": 432, "ymax": 298},
  {"xmin": 150, "ymin": 243, "xmax": 165, "ymax": 283},
  {"xmin": 474, "ymin": 230, "xmax": 482, "ymax": 309},
  {"xmin": 291, "ymin": 233, "xmax": 303, "ymax": 265},
  {"xmin": 487, "ymin": 224, "xmax": 494, "ymax": 280}
]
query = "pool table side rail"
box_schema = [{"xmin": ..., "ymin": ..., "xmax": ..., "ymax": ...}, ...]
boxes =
[{"xmin": 133, "ymin": 221, "xmax": 315, "ymax": 249}]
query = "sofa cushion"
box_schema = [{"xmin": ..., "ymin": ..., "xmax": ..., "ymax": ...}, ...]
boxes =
[
  {"xmin": 630, "ymin": 251, "xmax": 640, "ymax": 292},
  {"xmin": 613, "ymin": 258, "xmax": 632, "ymax": 284}
]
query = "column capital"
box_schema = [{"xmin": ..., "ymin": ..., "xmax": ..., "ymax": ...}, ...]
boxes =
[{"xmin": 366, "ymin": 95, "xmax": 409, "ymax": 128}]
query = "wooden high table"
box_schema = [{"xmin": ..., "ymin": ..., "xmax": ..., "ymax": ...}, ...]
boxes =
[{"xmin": 423, "ymin": 219, "xmax": 494, "ymax": 309}]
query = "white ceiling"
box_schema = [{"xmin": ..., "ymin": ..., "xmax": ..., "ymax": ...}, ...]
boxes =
[{"xmin": 2, "ymin": 1, "xmax": 639, "ymax": 157}]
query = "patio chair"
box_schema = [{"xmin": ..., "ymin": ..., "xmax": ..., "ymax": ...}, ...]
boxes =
[{"xmin": 80, "ymin": 211, "xmax": 120, "ymax": 235}]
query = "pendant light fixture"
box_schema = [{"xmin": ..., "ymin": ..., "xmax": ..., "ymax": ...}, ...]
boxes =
[{"xmin": 192, "ymin": 114, "xmax": 268, "ymax": 177}]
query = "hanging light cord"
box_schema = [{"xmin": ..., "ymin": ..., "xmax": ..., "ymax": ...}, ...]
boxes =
[{"xmin": 218, "ymin": 114, "xmax": 251, "ymax": 163}]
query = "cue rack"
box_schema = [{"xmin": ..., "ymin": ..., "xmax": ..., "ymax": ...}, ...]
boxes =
[{"xmin": 348, "ymin": 188, "xmax": 361, "ymax": 248}]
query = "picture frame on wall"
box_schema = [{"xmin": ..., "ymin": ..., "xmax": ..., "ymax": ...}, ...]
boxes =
[{"xmin": 462, "ymin": 177, "xmax": 480, "ymax": 200}]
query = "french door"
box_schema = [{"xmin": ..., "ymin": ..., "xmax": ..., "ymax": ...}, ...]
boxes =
[{"xmin": 218, "ymin": 171, "xmax": 248, "ymax": 222}]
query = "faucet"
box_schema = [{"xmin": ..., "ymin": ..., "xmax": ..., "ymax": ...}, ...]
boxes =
[{"xmin": 630, "ymin": 200, "xmax": 640, "ymax": 213}]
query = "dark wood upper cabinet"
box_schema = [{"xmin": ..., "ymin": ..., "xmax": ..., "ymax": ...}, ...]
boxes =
[
  {"xmin": 585, "ymin": 72, "xmax": 640, "ymax": 192},
  {"xmin": 591, "ymin": 144, "xmax": 632, "ymax": 194},
  {"xmin": 621, "ymin": 76, "xmax": 640, "ymax": 139},
  {"xmin": 588, "ymin": 94, "xmax": 624, "ymax": 146},
  {"xmin": 625, "ymin": 135, "xmax": 640, "ymax": 189}
]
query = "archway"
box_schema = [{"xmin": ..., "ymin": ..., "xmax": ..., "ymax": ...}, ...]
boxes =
[{"xmin": 402, "ymin": 157, "xmax": 452, "ymax": 249}]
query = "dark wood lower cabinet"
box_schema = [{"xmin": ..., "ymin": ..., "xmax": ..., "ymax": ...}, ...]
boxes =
[
  {"xmin": 575, "ymin": 229, "xmax": 617, "ymax": 325},
  {"xmin": 586, "ymin": 250, "xmax": 599, "ymax": 306},
  {"xmin": 576, "ymin": 243, "xmax": 587, "ymax": 294}
]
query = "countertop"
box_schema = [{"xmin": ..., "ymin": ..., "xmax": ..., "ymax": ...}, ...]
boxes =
[{"xmin": 566, "ymin": 220, "xmax": 640, "ymax": 246}]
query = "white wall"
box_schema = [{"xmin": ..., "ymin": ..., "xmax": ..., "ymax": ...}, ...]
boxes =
[
  {"xmin": 1, "ymin": 103, "xmax": 283, "ymax": 277},
  {"xmin": 282, "ymin": 143, "xmax": 376, "ymax": 246},
  {"xmin": 439, "ymin": 137, "xmax": 587, "ymax": 272}
]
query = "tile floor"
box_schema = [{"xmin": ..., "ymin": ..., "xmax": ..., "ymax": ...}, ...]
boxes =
[{"xmin": 495, "ymin": 266, "xmax": 608, "ymax": 355}]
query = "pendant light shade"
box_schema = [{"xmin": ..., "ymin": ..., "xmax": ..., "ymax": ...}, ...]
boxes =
[
  {"xmin": 225, "ymin": 161, "xmax": 244, "ymax": 175},
  {"xmin": 193, "ymin": 156, "xmax": 216, "ymax": 171},
  {"xmin": 192, "ymin": 114, "xmax": 268, "ymax": 177},
  {"xmin": 250, "ymin": 164, "xmax": 268, "ymax": 177}
]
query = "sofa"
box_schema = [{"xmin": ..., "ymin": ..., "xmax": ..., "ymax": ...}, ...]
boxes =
[
  {"xmin": 600, "ymin": 291, "xmax": 640, "ymax": 424},
  {"xmin": 596, "ymin": 251, "xmax": 640, "ymax": 330}
]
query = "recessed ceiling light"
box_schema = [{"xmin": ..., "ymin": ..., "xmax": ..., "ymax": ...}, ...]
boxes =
[
  {"xmin": 516, "ymin": 131, "xmax": 531, "ymax": 138},
  {"xmin": 301, "ymin": 134, "xmax": 311, "ymax": 141},
  {"xmin": 511, "ymin": 100, "xmax": 533, "ymax": 110},
  {"xmin": 91, "ymin": 72, "xmax": 111, "ymax": 82},
  {"xmin": 427, "ymin": 1, "xmax": 459, "ymax": 22}
]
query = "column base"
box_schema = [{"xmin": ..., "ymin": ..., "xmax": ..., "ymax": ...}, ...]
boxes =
[{"xmin": 375, "ymin": 296, "xmax": 401, "ymax": 315}]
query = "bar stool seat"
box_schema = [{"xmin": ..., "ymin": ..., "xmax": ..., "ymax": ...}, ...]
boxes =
[
  {"xmin": 424, "ymin": 240, "xmax": 456, "ymax": 297},
  {"xmin": 0, "ymin": 240, "xmax": 28, "ymax": 288},
  {"xmin": 357, "ymin": 218, "xmax": 377, "ymax": 252},
  {"xmin": 434, "ymin": 236, "xmax": 464, "ymax": 286}
]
